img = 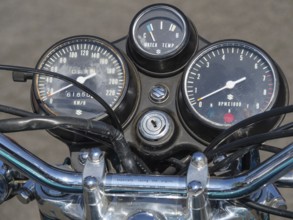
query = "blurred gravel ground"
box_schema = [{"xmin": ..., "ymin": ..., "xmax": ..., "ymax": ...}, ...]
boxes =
[{"xmin": 0, "ymin": 0, "xmax": 292, "ymax": 219}]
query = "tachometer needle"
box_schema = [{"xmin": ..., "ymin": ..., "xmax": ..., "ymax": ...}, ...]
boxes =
[{"xmin": 197, "ymin": 77, "xmax": 246, "ymax": 101}]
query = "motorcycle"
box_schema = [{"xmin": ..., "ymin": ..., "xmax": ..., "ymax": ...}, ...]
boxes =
[{"xmin": 0, "ymin": 2, "xmax": 293, "ymax": 219}]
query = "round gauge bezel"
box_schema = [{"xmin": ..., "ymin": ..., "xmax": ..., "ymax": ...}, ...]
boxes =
[
  {"xmin": 131, "ymin": 4, "xmax": 189, "ymax": 59},
  {"xmin": 182, "ymin": 39, "xmax": 279, "ymax": 129},
  {"xmin": 33, "ymin": 35, "xmax": 130, "ymax": 120}
]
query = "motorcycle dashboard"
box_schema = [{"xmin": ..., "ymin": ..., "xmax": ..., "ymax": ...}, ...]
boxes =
[
  {"xmin": 0, "ymin": 2, "xmax": 292, "ymax": 220},
  {"xmin": 27, "ymin": 4, "xmax": 289, "ymax": 170}
]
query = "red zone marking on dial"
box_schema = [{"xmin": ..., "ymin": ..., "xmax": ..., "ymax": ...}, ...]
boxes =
[{"xmin": 224, "ymin": 113, "xmax": 235, "ymax": 124}]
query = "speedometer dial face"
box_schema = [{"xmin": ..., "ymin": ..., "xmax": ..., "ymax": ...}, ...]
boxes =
[
  {"xmin": 183, "ymin": 40, "xmax": 279, "ymax": 129},
  {"xmin": 34, "ymin": 36, "xmax": 128, "ymax": 119}
]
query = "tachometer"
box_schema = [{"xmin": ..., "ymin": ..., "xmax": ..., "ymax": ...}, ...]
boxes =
[{"xmin": 179, "ymin": 40, "xmax": 287, "ymax": 143}]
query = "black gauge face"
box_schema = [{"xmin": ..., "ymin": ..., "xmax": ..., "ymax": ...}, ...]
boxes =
[
  {"xmin": 34, "ymin": 36, "xmax": 128, "ymax": 119},
  {"xmin": 183, "ymin": 40, "xmax": 279, "ymax": 129},
  {"xmin": 132, "ymin": 4, "xmax": 187, "ymax": 58}
]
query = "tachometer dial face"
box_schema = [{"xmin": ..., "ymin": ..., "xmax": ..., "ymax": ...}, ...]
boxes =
[
  {"xmin": 34, "ymin": 36, "xmax": 129, "ymax": 119},
  {"xmin": 131, "ymin": 4, "xmax": 188, "ymax": 58},
  {"xmin": 183, "ymin": 40, "xmax": 279, "ymax": 129}
]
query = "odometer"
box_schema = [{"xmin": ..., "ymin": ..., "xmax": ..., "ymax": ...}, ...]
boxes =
[
  {"xmin": 182, "ymin": 40, "xmax": 279, "ymax": 129},
  {"xmin": 33, "ymin": 36, "xmax": 129, "ymax": 119}
]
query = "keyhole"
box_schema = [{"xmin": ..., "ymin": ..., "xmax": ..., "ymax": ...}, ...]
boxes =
[{"xmin": 151, "ymin": 119, "xmax": 157, "ymax": 128}]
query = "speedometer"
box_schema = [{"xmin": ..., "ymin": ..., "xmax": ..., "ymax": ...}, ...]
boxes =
[{"xmin": 32, "ymin": 36, "xmax": 130, "ymax": 120}]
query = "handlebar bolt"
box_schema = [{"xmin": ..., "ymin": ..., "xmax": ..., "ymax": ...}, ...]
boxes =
[
  {"xmin": 17, "ymin": 189, "xmax": 34, "ymax": 204},
  {"xmin": 187, "ymin": 181, "xmax": 209, "ymax": 219},
  {"xmin": 16, "ymin": 180, "xmax": 35, "ymax": 204},
  {"xmin": 88, "ymin": 148, "xmax": 103, "ymax": 163},
  {"xmin": 191, "ymin": 152, "xmax": 207, "ymax": 169},
  {"xmin": 17, "ymin": 189, "xmax": 31, "ymax": 204},
  {"xmin": 79, "ymin": 150, "xmax": 89, "ymax": 165},
  {"xmin": 187, "ymin": 181, "xmax": 203, "ymax": 193},
  {"xmin": 84, "ymin": 176, "xmax": 98, "ymax": 191}
]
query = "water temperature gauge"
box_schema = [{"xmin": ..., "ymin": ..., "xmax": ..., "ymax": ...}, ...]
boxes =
[{"xmin": 127, "ymin": 4, "xmax": 198, "ymax": 75}]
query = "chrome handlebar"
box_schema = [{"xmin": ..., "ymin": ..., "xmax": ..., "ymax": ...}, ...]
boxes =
[
  {"xmin": 0, "ymin": 134, "xmax": 82, "ymax": 193},
  {"xmin": 0, "ymin": 133, "xmax": 292, "ymax": 200}
]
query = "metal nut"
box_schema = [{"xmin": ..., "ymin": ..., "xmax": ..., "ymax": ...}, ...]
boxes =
[
  {"xmin": 191, "ymin": 152, "xmax": 207, "ymax": 169},
  {"xmin": 88, "ymin": 148, "xmax": 103, "ymax": 163}
]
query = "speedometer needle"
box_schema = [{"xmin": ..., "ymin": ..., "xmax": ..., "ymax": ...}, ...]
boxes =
[
  {"xmin": 76, "ymin": 72, "xmax": 97, "ymax": 84},
  {"xmin": 47, "ymin": 72, "xmax": 97, "ymax": 98},
  {"xmin": 197, "ymin": 77, "xmax": 247, "ymax": 101}
]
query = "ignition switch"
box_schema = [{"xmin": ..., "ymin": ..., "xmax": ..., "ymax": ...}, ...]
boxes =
[{"xmin": 137, "ymin": 110, "xmax": 174, "ymax": 143}]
